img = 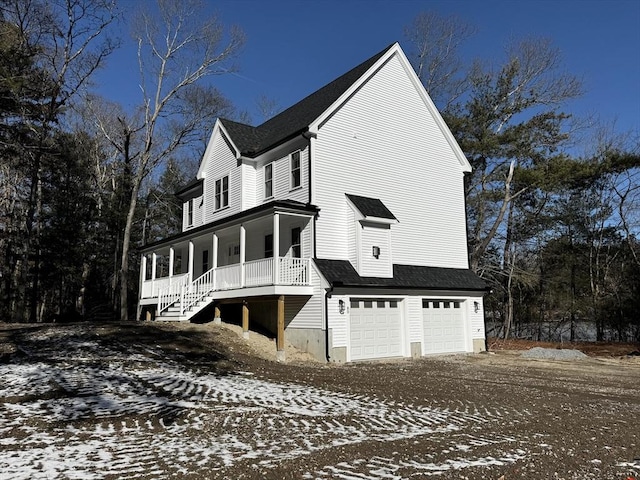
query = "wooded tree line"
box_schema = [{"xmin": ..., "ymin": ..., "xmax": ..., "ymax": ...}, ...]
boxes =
[{"xmin": 1, "ymin": 2, "xmax": 638, "ymax": 342}]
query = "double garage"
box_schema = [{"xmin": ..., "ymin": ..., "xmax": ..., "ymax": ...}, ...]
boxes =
[{"xmin": 349, "ymin": 298, "xmax": 468, "ymax": 361}]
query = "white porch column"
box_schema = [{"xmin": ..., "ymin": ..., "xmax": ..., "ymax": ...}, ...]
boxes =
[
  {"xmin": 273, "ymin": 213, "xmax": 280, "ymax": 284},
  {"xmin": 212, "ymin": 233, "xmax": 218, "ymax": 290},
  {"xmin": 168, "ymin": 247, "xmax": 174, "ymax": 280},
  {"xmin": 139, "ymin": 254, "xmax": 147, "ymax": 297},
  {"xmin": 188, "ymin": 240, "xmax": 194, "ymax": 283},
  {"xmin": 151, "ymin": 252, "xmax": 157, "ymax": 296},
  {"xmin": 240, "ymin": 224, "xmax": 246, "ymax": 287}
]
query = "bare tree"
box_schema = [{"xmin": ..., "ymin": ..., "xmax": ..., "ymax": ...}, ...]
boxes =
[
  {"xmin": 90, "ymin": 0, "xmax": 243, "ymax": 321},
  {"xmin": 0, "ymin": 0, "xmax": 118, "ymax": 321},
  {"xmin": 404, "ymin": 11, "xmax": 475, "ymax": 109},
  {"xmin": 255, "ymin": 93, "xmax": 282, "ymax": 123}
]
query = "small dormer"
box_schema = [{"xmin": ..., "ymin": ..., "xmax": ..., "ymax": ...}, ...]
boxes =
[
  {"xmin": 346, "ymin": 194, "xmax": 398, "ymax": 278},
  {"xmin": 176, "ymin": 179, "xmax": 204, "ymax": 232}
]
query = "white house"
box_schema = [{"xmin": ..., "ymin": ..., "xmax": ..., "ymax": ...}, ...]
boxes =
[{"xmin": 137, "ymin": 43, "xmax": 488, "ymax": 362}]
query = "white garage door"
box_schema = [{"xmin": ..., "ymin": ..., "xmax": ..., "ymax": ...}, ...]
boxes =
[
  {"xmin": 423, "ymin": 299, "xmax": 466, "ymax": 354},
  {"xmin": 350, "ymin": 299, "xmax": 403, "ymax": 360}
]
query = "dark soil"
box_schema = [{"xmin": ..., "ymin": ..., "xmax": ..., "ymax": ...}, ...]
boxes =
[{"xmin": 0, "ymin": 321, "xmax": 638, "ymax": 480}]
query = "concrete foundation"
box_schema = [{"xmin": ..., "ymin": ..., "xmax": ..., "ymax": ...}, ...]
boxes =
[
  {"xmin": 473, "ymin": 338, "xmax": 486, "ymax": 353},
  {"xmin": 286, "ymin": 328, "xmax": 326, "ymax": 362},
  {"xmin": 410, "ymin": 342, "xmax": 422, "ymax": 358},
  {"xmin": 276, "ymin": 350, "xmax": 286, "ymax": 362},
  {"xmin": 329, "ymin": 346, "xmax": 347, "ymax": 363}
]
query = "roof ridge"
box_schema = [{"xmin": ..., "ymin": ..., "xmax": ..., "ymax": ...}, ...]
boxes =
[{"xmin": 224, "ymin": 42, "xmax": 398, "ymax": 156}]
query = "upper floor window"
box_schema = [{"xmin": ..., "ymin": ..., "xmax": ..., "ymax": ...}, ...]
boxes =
[
  {"xmin": 187, "ymin": 199, "xmax": 194, "ymax": 226},
  {"xmin": 215, "ymin": 175, "xmax": 229, "ymax": 210},
  {"xmin": 290, "ymin": 150, "xmax": 301, "ymax": 189},
  {"xmin": 264, "ymin": 163, "xmax": 273, "ymax": 198}
]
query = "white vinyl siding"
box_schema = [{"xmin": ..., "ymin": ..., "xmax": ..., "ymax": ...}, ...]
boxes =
[
  {"xmin": 347, "ymin": 208, "xmax": 358, "ymax": 269},
  {"xmin": 241, "ymin": 163, "xmax": 256, "ymax": 210},
  {"xmin": 359, "ymin": 224, "xmax": 392, "ymax": 277},
  {"xmin": 204, "ymin": 133, "xmax": 241, "ymax": 224},
  {"xmin": 406, "ymin": 296, "xmax": 423, "ymax": 343},
  {"xmin": 469, "ymin": 296, "xmax": 485, "ymax": 340},
  {"xmin": 327, "ymin": 295, "xmax": 349, "ymax": 348},
  {"xmin": 287, "ymin": 266, "xmax": 324, "ymax": 329},
  {"xmin": 314, "ymin": 53, "xmax": 469, "ymax": 268}
]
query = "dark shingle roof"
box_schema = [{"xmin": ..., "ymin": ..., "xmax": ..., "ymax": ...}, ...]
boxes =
[
  {"xmin": 346, "ymin": 194, "xmax": 397, "ymax": 220},
  {"xmin": 314, "ymin": 259, "xmax": 488, "ymax": 291},
  {"xmin": 221, "ymin": 43, "xmax": 396, "ymax": 157}
]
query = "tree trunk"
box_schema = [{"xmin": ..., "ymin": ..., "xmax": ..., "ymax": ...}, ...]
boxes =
[{"xmin": 119, "ymin": 177, "xmax": 141, "ymax": 322}]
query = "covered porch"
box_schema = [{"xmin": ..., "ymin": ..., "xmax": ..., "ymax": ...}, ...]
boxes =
[{"xmin": 138, "ymin": 200, "xmax": 317, "ymax": 320}]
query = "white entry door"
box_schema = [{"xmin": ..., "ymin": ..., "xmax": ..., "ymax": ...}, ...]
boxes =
[
  {"xmin": 422, "ymin": 299, "xmax": 466, "ymax": 354},
  {"xmin": 350, "ymin": 299, "xmax": 403, "ymax": 361}
]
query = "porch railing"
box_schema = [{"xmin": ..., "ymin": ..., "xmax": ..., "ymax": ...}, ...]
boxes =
[
  {"xmin": 157, "ymin": 273, "xmax": 191, "ymax": 314},
  {"xmin": 279, "ymin": 257, "xmax": 309, "ymax": 285},
  {"xmin": 244, "ymin": 257, "xmax": 275, "ymax": 287},
  {"xmin": 145, "ymin": 257, "xmax": 311, "ymax": 316},
  {"xmin": 216, "ymin": 263, "xmax": 242, "ymax": 290},
  {"xmin": 180, "ymin": 267, "xmax": 215, "ymax": 315}
]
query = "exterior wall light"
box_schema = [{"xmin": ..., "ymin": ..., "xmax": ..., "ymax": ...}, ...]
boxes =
[
  {"xmin": 338, "ymin": 299, "xmax": 345, "ymax": 314},
  {"xmin": 474, "ymin": 301, "xmax": 480, "ymax": 313},
  {"xmin": 372, "ymin": 246, "xmax": 380, "ymax": 259}
]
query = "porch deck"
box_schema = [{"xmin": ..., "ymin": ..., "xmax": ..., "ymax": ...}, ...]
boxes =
[{"xmin": 140, "ymin": 257, "xmax": 312, "ymax": 318}]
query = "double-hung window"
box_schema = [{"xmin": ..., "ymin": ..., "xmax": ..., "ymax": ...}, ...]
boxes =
[
  {"xmin": 290, "ymin": 151, "xmax": 301, "ymax": 189},
  {"xmin": 264, "ymin": 163, "xmax": 273, "ymax": 198},
  {"xmin": 215, "ymin": 175, "xmax": 229, "ymax": 210},
  {"xmin": 186, "ymin": 199, "xmax": 194, "ymax": 226}
]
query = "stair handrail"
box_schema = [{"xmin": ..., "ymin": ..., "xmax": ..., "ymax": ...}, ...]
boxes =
[
  {"xmin": 180, "ymin": 267, "xmax": 216, "ymax": 314},
  {"xmin": 157, "ymin": 274, "xmax": 191, "ymax": 315}
]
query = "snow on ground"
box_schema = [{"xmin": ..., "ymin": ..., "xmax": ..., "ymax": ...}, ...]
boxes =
[{"xmin": 0, "ymin": 325, "xmax": 539, "ymax": 478}]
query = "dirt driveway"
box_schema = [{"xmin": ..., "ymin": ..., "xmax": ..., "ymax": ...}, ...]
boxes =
[{"xmin": 0, "ymin": 322, "xmax": 638, "ymax": 479}]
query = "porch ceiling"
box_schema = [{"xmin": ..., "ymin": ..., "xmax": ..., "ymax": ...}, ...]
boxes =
[{"xmin": 140, "ymin": 200, "xmax": 319, "ymax": 253}]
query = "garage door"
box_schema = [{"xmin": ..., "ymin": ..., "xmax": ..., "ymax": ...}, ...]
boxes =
[
  {"xmin": 350, "ymin": 299, "xmax": 403, "ymax": 360},
  {"xmin": 423, "ymin": 299, "xmax": 466, "ymax": 354}
]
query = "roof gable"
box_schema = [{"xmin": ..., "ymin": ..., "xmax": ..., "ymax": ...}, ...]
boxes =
[
  {"xmin": 198, "ymin": 42, "xmax": 470, "ymax": 177},
  {"xmin": 219, "ymin": 43, "xmax": 395, "ymax": 157}
]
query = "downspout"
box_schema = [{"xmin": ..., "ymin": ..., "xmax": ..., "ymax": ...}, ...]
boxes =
[
  {"xmin": 302, "ymin": 130, "xmax": 318, "ymax": 258},
  {"xmin": 324, "ymin": 284, "xmax": 334, "ymax": 362}
]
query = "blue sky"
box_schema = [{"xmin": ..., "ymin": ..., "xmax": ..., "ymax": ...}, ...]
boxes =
[{"xmin": 95, "ymin": 0, "xmax": 640, "ymax": 141}]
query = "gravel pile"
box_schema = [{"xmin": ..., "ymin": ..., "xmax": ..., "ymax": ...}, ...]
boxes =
[{"xmin": 521, "ymin": 346, "xmax": 588, "ymax": 360}]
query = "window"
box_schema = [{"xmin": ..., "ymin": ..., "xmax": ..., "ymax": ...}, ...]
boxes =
[
  {"xmin": 350, "ymin": 300, "xmax": 359, "ymax": 309},
  {"xmin": 290, "ymin": 150, "xmax": 301, "ymax": 189},
  {"xmin": 215, "ymin": 176, "xmax": 229, "ymax": 210},
  {"xmin": 264, "ymin": 163, "xmax": 273, "ymax": 198},
  {"xmin": 363, "ymin": 300, "xmax": 373, "ymax": 308},
  {"xmin": 187, "ymin": 199, "xmax": 194, "ymax": 226},
  {"xmin": 202, "ymin": 250, "xmax": 209, "ymax": 273},
  {"xmin": 265, "ymin": 234, "xmax": 273, "ymax": 258},
  {"xmin": 377, "ymin": 301, "xmax": 385, "ymax": 308},
  {"xmin": 291, "ymin": 227, "xmax": 301, "ymax": 258}
]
